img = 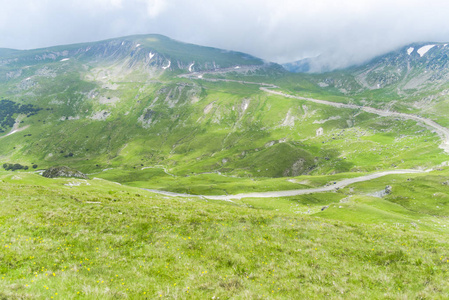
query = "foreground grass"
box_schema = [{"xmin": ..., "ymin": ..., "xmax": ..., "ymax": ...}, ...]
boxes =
[{"xmin": 0, "ymin": 172, "xmax": 448, "ymax": 299}]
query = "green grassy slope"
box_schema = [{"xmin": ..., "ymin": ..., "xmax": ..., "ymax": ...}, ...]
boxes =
[
  {"xmin": 0, "ymin": 171, "xmax": 448, "ymax": 299},
  {"xmin": 0, "ymin": 47, "xmax": 447, "ymax": 193},
  {"xmin": 1, "ymin": 36, "xmax": 449, "ymax": 298},
  {"xmin": 0, "ymin": 36, "xmax": 449, "ymax": 188},
  {"xmin": 1, "ymin": 71, "xmax": 446, "ymax": 178}
]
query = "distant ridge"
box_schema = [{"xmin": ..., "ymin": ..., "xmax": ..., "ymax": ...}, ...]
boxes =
[
  {"xmin": 282, "ymin": 42, "xmax": 449, "ymax": 74},
  {"xmin": 0, "ymin": 34, "xmax": 268, "ymax": 73}
]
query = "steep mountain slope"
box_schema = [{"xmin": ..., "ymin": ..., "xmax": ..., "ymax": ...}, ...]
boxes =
[
  {"xmin": 352, "ymin": 43, "xmax": 449, "ymax": 91},
  {"xmin": 282, "ymin": 42, "xmax": 449, "ymax": 96},
  {"xmin": 279, "ymin": 43, "xmax": 449, "ymax": 126},
  {"xmin": 0, "ymin": 34, "xmax": 264, "ymax": 72},
  {"xmin": 0, "ymin": 34, "xmax": 318, "ymax": 180}
]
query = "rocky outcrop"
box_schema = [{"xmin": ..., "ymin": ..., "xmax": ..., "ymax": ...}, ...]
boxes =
[{"xmin": 42, "ymin": 166, "xmax": 88, "ymax": 179}]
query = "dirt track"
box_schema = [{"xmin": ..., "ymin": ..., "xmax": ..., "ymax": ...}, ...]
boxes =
[
  {"xmin": 145, "ymin": 169, "xmax": 429, "ymax": 200},
  {"xmin": 148, "ymin": 72, "xmax": 449, "ymax": 199},
  {"xmin": 182, "ymin": 71, "xmax": 449, "ymax": 154},
  {"xmin": 0, "ymin": 70, "xmax": 445, "ymax": 200},
  {"xmin": 261, "ymin": 88, "xmax": 449, "ymax": 154}
]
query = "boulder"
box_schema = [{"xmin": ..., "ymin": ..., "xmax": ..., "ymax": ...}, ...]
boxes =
[{"xmin": 42, "ymin": 166, "xmax": 88, "ymax": 179}]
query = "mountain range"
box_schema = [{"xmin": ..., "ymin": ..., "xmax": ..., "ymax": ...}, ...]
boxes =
[
  {"xmin": 1, "ymin": 34, "xmax": 449, "ymax": 192},
  {"xmin": 2, "ymin": 34, "xmax": 449, "ymax": 299}
]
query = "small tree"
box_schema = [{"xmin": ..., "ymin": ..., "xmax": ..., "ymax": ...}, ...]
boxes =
[{"xmin": 12, "ymin": 164, "xmax": 23, "ymax": 171}]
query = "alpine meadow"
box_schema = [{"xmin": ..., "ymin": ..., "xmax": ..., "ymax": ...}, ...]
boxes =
[{"xmin": 1, "ymin": 34, "xmax": 449, "ymax": 299}]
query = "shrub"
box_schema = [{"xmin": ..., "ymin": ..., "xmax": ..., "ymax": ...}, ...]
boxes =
[{"xmin": 2, "ymin": 163, "xmax": 29, "ymax": 171}]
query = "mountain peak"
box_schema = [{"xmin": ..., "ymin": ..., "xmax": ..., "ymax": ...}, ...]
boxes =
[{"xmin": 0, "ymin": 34, "xmax": 266, "ymax": 73}]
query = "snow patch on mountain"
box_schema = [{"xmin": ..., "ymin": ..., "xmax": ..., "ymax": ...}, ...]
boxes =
[
  {"xmin": 189, "ymin": 63, "xmax": 195, "ymax": 72},
  {"xmin": 162, "ymin": 61, "xmax": 171, "ymax": 70},
  {"xmin": 149, "ymin": 52, "xmax": 155, "ymax": 60},
  {"xmin": 60, "ymin": 58, "xmax": 70, "ymax": 62},
  {"xmin": 417, "ymin": 45, "xmax": 435, "ymax": 57},
  {"xmin": 407, "ymin": 47, "xmax": 414, "ymax": 55}
]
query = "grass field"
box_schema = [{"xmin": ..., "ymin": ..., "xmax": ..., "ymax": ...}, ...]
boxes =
[{"xmin": 0, "ymin": 170, "xmax": 448, "ymax": 299}]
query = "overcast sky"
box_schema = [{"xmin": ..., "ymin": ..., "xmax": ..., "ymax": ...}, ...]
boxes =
[{"xmin": 2, "ymin": 0, "xmax": 449, "ymax": 69}]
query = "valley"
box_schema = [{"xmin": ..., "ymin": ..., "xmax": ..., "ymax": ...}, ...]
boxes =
[{"xmin": 1, "ymin": 35, "xmax": 449, "ymax": 298}]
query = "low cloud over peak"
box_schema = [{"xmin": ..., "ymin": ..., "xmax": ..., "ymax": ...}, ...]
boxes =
[{"xmin": 2, "ymin": 0, "xmax": 449, "ymax": 70}]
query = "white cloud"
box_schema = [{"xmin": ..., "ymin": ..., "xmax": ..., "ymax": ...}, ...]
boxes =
[
  {"xmin": 91, "ymin": 0, "xmax": 123, "ymax": 8},
  {"xmin": 1, "ymin": 0, "xmax": 449, "ymax": 70},
  {"xmin": 72, "ymin": 0, "xmax": 124, "ymax": 13},
  {"xmin": 140, "ymin": 0, "xmax": 168, "ymax": 18}
]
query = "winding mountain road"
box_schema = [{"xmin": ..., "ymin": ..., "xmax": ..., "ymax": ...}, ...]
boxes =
[
  {"xmin": 261, "ymin": 87, "xmax": 449, "ymax": 154},
  {"xmin": 143, "ymin": 71, "xmax": 449, "ymax": 199},
  {"xmin": 182, "ymin": 72, "xmax": 449, "ymax": 154},
  {"xmin": 7, "ymin": 74, "xmax": 449, "ymax": 154},
  {"xmin": 145, "ymin": 169, "xmax": 430, "ymax": 201}
]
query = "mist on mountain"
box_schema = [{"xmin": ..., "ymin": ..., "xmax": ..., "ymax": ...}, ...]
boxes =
[{"xmin": 2, "ymin": 0, "xmax": 449, "ymax": 71}]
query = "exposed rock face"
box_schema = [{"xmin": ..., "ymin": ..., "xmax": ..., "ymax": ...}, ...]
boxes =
[
  {"xmin": 283, "ymin": 158, "xmax": 307, "ymax": 177},
  {"xmin": 42, "ymin": 166, "xmax": 88, "ymax": 179}
]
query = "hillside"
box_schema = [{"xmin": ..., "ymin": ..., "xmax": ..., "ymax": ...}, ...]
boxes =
[
  {"xmin": 0, "ymin": 34, "xmax": 265, "ymax": 72},
  {"xmin": 0, "ymin": 170, "xmax": 448, "ymax": 299},
  {"xmin": 1, "ymin": 36, "xmax": 449, "ymax": 194},
  {"xmin": 277, "ymin": 42, "xmax": 449, "ymax": 141},
  {"xmin": 0, "ymin": 35, "xmax": 289, "ymax": 181},
  {"xmin": 281, "ymin": 43, "xmax": 449, "ymax": 108},
  {"xmin": 1, "ymin": 35, "xmax": 449, "ymax": 298}
]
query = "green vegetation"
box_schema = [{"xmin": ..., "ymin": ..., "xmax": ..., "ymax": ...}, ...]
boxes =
[
  {"xmin": 0, "ymin": 99, "xmax": 41, "ymax": 132},
  {"xmin": 2, "ymin": 163, "xmax": 29, "ymax": 171},
  {"xmin": 1, "ymin": 36, "xmax": 449, "ymax": 298},
  {"xmin": 0, "ymin": 171, "xmax": 448, "ymax": 299},
  {"xmin": 0, "ymin": 36, "xmax": 448, "ymax": 186}
]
